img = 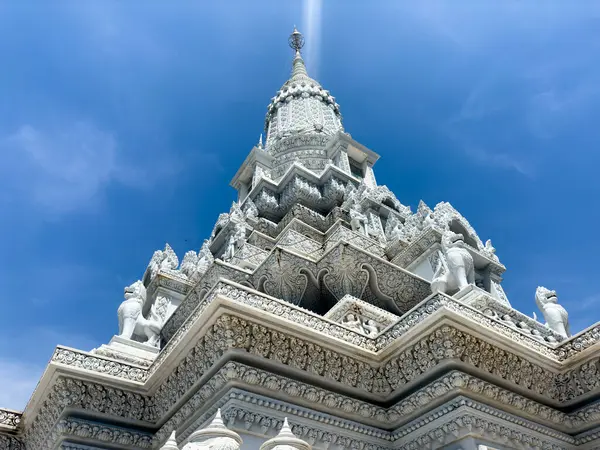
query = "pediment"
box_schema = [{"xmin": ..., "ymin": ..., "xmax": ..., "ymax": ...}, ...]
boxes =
[{"xmin": 324, "ymin": 295, "xmax": 400, "ymax": 337}]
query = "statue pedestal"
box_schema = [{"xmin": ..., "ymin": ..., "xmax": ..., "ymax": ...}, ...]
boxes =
[
  {"xmin": 108, "ymin": 335, "xmax": 159, "ymax": 359},
  {"xmin": 93, "ymin": 335, "xmax": 159, "ymax": 367},
  {"xmin": 454, "ymin": 284, "xmax": 492, "ymax": 305}
]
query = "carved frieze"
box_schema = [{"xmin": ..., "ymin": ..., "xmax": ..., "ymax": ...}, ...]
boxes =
[
  {"xmin": 54, "ymin": 418, "xmax": 152, "ymax": 449},
  {"xmin": 0, "ymin": 434, "xmax": 24, "ymax": 450},
  {"xmin": 0, "ymin": 409, "xmax": 21, "ymax": 430},
  {"xmin": 277, "ymin": 229, "xmax": 323, "ymax": 259}
]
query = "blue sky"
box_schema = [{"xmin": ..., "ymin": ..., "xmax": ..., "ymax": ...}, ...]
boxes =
[{"xmin": 2, "ymin": 1, "xmax": 600, "ymax": 410}]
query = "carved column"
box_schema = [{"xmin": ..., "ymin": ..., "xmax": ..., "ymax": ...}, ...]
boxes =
[
  {"xmin": 252, "ymin": 163, "xmax": 271, "ymax": 189},
  {"xmin": 366, "ymin": 209, "xmax": 385, "ymax": 242},
  {"xmin": 364, "ymin": 165, "xmax": 377, "ymax": 187},
  {"xmin": 338, "ymin": 151, "xmax": 351, "ymax": 174}
]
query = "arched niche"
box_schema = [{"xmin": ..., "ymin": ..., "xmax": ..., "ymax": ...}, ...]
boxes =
[
  {"xmin": 382, "ymin": 197, "xmax": 400, "ymax": 212},
  {"xmin": 449, "ymin": 219, "xmax": 478, "ymax": 249}
]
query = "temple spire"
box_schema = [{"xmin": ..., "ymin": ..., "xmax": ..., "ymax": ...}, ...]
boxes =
[
  {"xmin": 288, "ymin": 27, "xmax": 309, "ymax": 81},
  {"xmin": 263, "ymin": 27, "xmax": 343, "ymax": 148}
]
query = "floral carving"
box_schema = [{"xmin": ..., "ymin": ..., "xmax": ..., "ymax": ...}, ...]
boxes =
[{"xmin": 0, "ymin": 409, "xmax": 21, "ymax": 430}]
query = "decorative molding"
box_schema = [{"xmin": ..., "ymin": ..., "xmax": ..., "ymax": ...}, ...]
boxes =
[
  {"xmin": 557, "ymin": 323, "xmax": 600, "ymax": 361},
  {"xmin": 49, "ymin": 281, "xmax": 600, "ymax": 409},
  {"xmin": 54, "ymin": 418, "xmax": 152, "ymax": 449},
  {"xmin": 60, "ymin": 444, "xmax": 109, "ymax": 450},
  {"xmin": 394, "ymin": 404, "xmax": 572, "ymax": 450},
  {"xmin": 52, "ymin": 347, "xmax": 148, "ymax": 382},
  {"xmin": 0, "ymin": 409, "xmax": 21, "ymax": 430},
  {"xmin": 23, "ymin": 377, "xmax": 155, "ymax": 450},
  {"xmin": 0, "ymin": 433, "xmax": 24, "ymax": 450}
]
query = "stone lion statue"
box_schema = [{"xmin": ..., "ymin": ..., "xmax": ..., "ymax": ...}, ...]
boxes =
[
  {"xmin": 118, "ymin": 280, "xmax": 163, "ymax": 347},
  {"xmin": 535, "ymin": 286, "xmax": 570, "ymax": 339},
  {"xmin": 431, "ymin": 231, "xmax": 475, "ymax": 295}
]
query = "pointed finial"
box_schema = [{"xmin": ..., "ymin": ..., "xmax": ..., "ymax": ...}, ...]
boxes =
[
  {"xmin": 257, "ymin": 133, "xmax": 263, "ymax": 149},
  {"xmin": 212, "ymin": 408, "xmax": 225, "ymax": 427},
  {"xmin": 260, "ymin": 417, "xmax": 311, "ymax": 450},
  {"xmin": 188, "ymin": 408, "xmax": 243, "ymax": 446},
  {"xmin": 278, "ymin": 418, "xmax": 296, "ymax": 438},
  {"xmin": 288, "ymin": 27, "xmax": 305, "ymax": 53},
  {"xmin": 160, "ymin": 430, "xmax": 179, "ymax": 450}
]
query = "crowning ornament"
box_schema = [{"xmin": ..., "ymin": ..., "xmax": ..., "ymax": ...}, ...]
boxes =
[{"xmin": 3, "ymin": 27, "xmax": 597, "ymax": 450}]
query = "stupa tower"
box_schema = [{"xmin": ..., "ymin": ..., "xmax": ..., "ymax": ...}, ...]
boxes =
[{"xmin": 3, "ymin": 28, "xmax": 600, "ymax": 450}]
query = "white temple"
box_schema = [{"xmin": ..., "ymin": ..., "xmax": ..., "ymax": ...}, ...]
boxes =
[{"xmin": 2, "ymin": 28, "xmax": 600, "ymax": 450}]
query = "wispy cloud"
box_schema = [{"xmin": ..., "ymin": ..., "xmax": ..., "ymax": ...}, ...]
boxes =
[
  {"xmin": 443, "ymin": 80, "xmax": 533, "ymax": 176},
  {"xmin": 0, "ymin": 326, "xmax": 101, "ymax": 411},
  {"xmin": 0, "ymin": 329, "xmax": 100, "ymax": 411},
  {"xmin": 460, "ymin": 143, "xmax": 532, "ymax": 177},
  {"xmin": 396, "ymin": 2, "xmax": 600, "ymax": 176},
  {"xmin": 0, "ymin": 359, "xmax": 43, "ymax": 411},
  {"xmin": 0, "ymin": 122, "xmax": 181, "ymax": 218},
  {"xmin": 1, "ymin": 123, "xmax": 118, "ymax": 214},
  {"xmin": 526, "ymin": 83, "xmax": 600, "ymax": 140},
  {"xmin": 564, "ymin": 292, "xmax": 600, "ymax": 334}
]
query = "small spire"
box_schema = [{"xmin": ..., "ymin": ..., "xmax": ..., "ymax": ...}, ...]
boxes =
[
  {"xmin": 278, "ymin": 418, "xmax": 296, "ymax": 439},
  {"xmin": 257, "ymin": 133, "xmax": 263, "ymax": 149},
  {"xmin": 160, "ymin": 430, "xmax": 179, "ymax": 450},
  {"xmin": 210, "ymin": 408, "xmax": 225, "ymax": 428},
  {"xmin": 188, "ymin": 408, "xmax": 243, "ymax": 446},
  {"xmin": 291, "ymin": 50, "xmax": 309, "ymax": 80},
  {"xmin": 260, "ymin": 417, "xmax": 311, "ymax": 450}
]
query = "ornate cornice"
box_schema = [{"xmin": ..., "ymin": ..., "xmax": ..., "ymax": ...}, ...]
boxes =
[
  {"xmin": 49, "ymin": 282, "xmax": 600, "ymax": 405},
  {"xmin": 60, "ymin": 444, "xmax": 109, "ymax": 450},
  {"xmin": 164, "ymin": 390, "xmax": 578, "ymax": 450},
  {"xmin": 23, "ymin": 377, "xmax": 155, "ymax": 450},
  {"xmin": 162, "ymin": 275, "xmax": 575, "ymax": 366},
  {"xmin": 27, "ymin": 281, "xmax": 600, "ymax": 449},
  {"xmin": 26, "ymin": 346, "xmax": 600, "ymax": 450},
  {"xmin": 575, "ymin": 424, "xmax": 600, "ymax": 447},
  {"xmin": 52, "ymin": 347, "xmax": 148, "ymax": 382},
  {"xmin": 155, "ymin": 363, "xmax": 600, "ymax": 445},
  {"xmin": 394, "ymin": 401, "xmax": 573, "ymax": 450},
  {"xmin": 0, "ymin": 433, "xmax": 24, "ymax": 450},
  {"xmin": 222, "ymin": 405, "xmax": 390, "ymax": 450},
  {"xmin": 53, "ymin": 418, "xmax": 152, "ymax": 450},
  {"xmin": 0, "ymin": 409, "xmax": 21, "ymax": 431},
  {"xmin": 557, "ymin": 323, "xmax": 600, "ymax": 361}
]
